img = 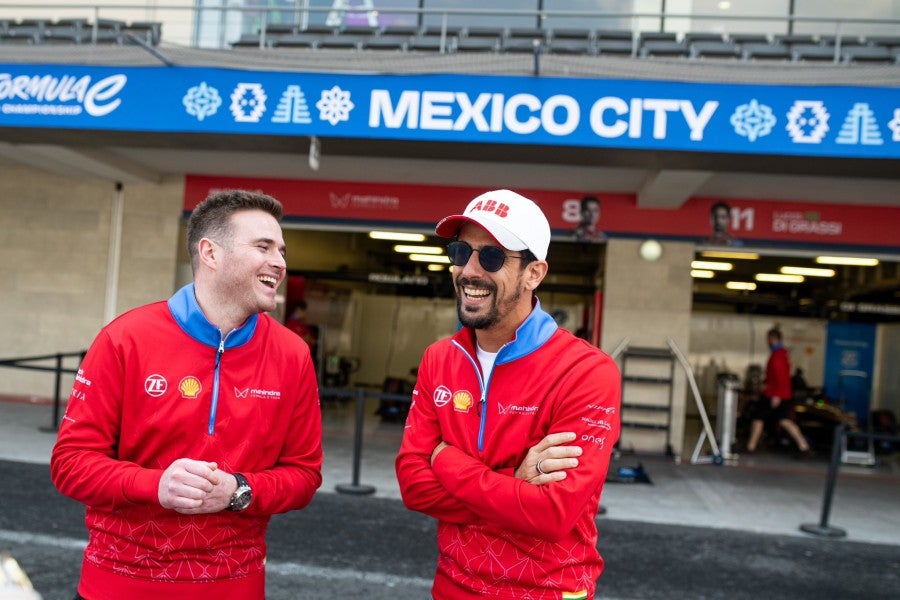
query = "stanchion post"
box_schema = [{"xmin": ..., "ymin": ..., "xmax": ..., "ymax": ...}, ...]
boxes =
[
  {"xmin": 335, "ymin": 388, "xmax": 376, "ymax": 496},
  {"xmin": 799, "ymin": 423, "xmax": 847, "ymax": 538},
  {"xmin": 40, "ymin": 353, "xmax": 65, "ymax": 433}
]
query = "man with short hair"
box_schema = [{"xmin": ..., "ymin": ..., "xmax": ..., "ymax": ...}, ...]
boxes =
[
  {"xmin": 396, "ymin": 189, "xmax": 621, "ymax": 599},
  {"xmin": 52, "ymin": 189, "xmax": 323, "ymax": 600}
]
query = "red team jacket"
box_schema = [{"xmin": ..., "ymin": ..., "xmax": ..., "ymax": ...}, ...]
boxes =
[
  {"xmin": 396, "ymin": 301, "xmax": 621, "ymax": 600},
  {"xmin": 51, "ymin": 284, "xmax": 323, "ymax": 600}
]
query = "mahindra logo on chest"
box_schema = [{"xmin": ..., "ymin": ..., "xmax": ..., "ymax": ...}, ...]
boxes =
[{"xmin": 468, "ymin": 198, "xmax": 509, "ymax": 218}]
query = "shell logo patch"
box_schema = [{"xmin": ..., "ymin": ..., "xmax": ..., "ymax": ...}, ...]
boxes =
[
  {"xmin": 452, "ymin": 390, "xmax": 474, "ymax": 413},
  {"xmin": 178, "ymin": 376, "xmax": 202, "ymax": 399}
]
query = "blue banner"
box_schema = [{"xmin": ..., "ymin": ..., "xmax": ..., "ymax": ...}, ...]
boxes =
[
  {"xmin": 1, "ymin": 64, "xmax": 898, "ymax": 159},
  {"xmin": 823, "ymin": 321, "xmax": 876, "ymax": 424}
]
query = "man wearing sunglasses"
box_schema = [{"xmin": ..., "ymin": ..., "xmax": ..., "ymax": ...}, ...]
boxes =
[{"xmin": 396, "ymin": 189, "xmax": 621, "ymax": 600}]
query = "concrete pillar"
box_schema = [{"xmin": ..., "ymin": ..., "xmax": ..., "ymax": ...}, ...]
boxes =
[{"xmin": 600, "ymin": 238, "xmax": 695, "ymax": 458}]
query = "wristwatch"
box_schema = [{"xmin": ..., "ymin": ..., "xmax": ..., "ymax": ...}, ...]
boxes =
[{"xmin": 227, "ymin": 473, "xmax": 252, "ymax": 512}]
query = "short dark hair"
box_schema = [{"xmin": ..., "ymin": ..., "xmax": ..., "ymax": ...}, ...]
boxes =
[
  {"xmin": 519, "ymin": 248, "xmax": 538, "ymax": 268},
  {"xmin": 581, "ymin": 196, "xmax": 599, "ymax": 210},
  {"xmin": 767, "ymin": 327, "xmax": 782, "ymax": 341},
  {"xmin": 710, "ymin": 201, "xmax": 730, "ymax": 217},
  {"xmin": 187, "ymin": 189, "xmax": 283, "ymax": 268}
]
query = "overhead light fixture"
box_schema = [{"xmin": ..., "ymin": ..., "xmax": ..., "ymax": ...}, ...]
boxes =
[
  {"xmin": 815, "ymin": 256, "xmax": 879, "ymax": 267},
  {"xmin": 427, "ymin": 264, "xmax": 445, "ymax": 272},
  {"xmin": 409, "ymin": 254, "xmax": 450, "ymax": 264},
  {"xmin": 691, "ymin": 269, "xmax": 715, "ymax": 278},
  {"xmin": 393, "ymin": 244, "xmax": 443, "ymax": 254},
  {"xmin": 756, "ymin": 273, "xmax": 804, "ymax": 283},
  {"xmin": 700, "ymin": 250, "xmax": 759, "ymax": 260},
  {"xmin": 691, "ymin": 260, "xmax": 733, "ymax": 271},
  {"xmin": 639, "ymin": 239, "xmax": 662, "ymax": 261},
  {"xmin": 369, "ymin": 231, "xmax": 426, "ymax": 242},
  {"xmin": 726, "ymin": 281, "xmax": 757, "ymax": 290},
  {"xmin": 780, "ymin": 266, "xmax": 836, "ymax": 277}
]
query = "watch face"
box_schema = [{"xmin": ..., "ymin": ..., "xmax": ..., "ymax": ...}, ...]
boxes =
[{"xmin": 232, "ymin": 487, "xmax": 252, "ymax": 510}]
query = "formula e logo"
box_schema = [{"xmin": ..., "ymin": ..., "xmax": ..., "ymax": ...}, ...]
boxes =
[
  {"xmin": 434, "ymin": 385, "xmax": 452, "ymax": 407},
  {"xmin": 144, "ymin": 374, "xmax": 168, "ymax": 397}
]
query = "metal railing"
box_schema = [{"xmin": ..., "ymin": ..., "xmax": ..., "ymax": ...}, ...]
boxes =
[
  {"xmin": 0, "ymin": 3, "xmax": 897, "ymax": 59},
  {"xmin": 0, "ymin": 351, "xmax": 86, "ymax": 431}
]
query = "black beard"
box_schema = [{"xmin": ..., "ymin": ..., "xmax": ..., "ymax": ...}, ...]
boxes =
[{"xmin": 455, "ymin": 277, "xmax": 522, "ymax": 330}]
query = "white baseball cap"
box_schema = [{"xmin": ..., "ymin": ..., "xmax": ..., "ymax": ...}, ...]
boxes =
[{"xmin": 435, "ymin": 189, "xmax": 551, "ymax": 260}]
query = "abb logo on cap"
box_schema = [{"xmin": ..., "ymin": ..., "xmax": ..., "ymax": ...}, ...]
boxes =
[{"xmin": 467, "ymin": 198, "xmax": 509, "ymax": 219}]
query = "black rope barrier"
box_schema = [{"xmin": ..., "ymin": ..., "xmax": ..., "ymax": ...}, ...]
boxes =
[
  {"xmin": 0, "ymin": 351, "xmax": 86, "ymax": 432},
  {"xmin": 800, "ymin": 424, "xmax": 900, "ymax": 538},
  {"xmin": 327, "ymin": 387, "xmax": 412, "ymax": 496}
]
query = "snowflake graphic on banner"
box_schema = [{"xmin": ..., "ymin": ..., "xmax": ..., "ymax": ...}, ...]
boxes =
[
  {"xmin": 316, "ymin": 86, "xmax": 354, "ymax": 125},
  {"xmin": 230, "ymin": 83, "xmax": 267, "ymax": 123},
  {"xmin": 785, "ymin": 100, "xmax": 830, "ymax": 144},
  {"xmin": 890, "ymin": 109, "xmax": 900, "ymax": 142},
  {"xmin": 730, "ymin": 99, "xmax": 776, "ymax": 142},
  {"xmin": 183, "ymin": 82, "xmax": 222, "ymax": 121}
]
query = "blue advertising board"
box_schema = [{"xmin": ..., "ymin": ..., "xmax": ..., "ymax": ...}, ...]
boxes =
[
  {"xmin": 0, "ymin": 64, "xmax": 899, "ymax": 159},
  {"xmin": 823, "ymin": 321, "xmax": 876, "ymax": 424}
]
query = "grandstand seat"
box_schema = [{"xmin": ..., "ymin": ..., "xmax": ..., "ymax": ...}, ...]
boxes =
[
  {"xmin": 551, "ymin": 27, "xmax": 593, "ymax": 41},
  {"xmin": 842, "ymin": 45, "xmax": 893, "ymax": 63},
  {"xmin": 865, "ymin": 35, "xmax": 900, "ymax": 49},
  {"xmin": 380, "ymin": 25, "xmax": 420, "ymax": 37},
  {"xmin": 340, "ymin": 25, "xmax": 379, "ymax": 39},
  {"xmin": 690, "ymin": 40, "xmax": 740, "ymax": 59},
  {"xmin": 728, "ymin": 33, "xmax": 769, "ymax": 45},
  {"xmin": 362, "ymin": 35, "xmax": 409, "ymax": 51},
  {"xmin": 42, "ymin": 26, "xmax": 85, "ymax": 44},
  {"xmin": 507, "ymin": 27, "xmax": 546, "ymax": 41},
  {"xmin": 683, "ymin": 32, "xmax": 725, "ymax": 44},
  {"xmin": 272, "ymin": 33, "xmax": 320, "ymax": 49},
  {"xmin": 641, "ymin": 39, "xmax": 689, "ymax": 58},
  {"xmin": 742, "ymin": 42, "xmax": 791, "ymax": 61},
  {"xmin": 317, "ymin": 37, "xmax": 361, "ymax": 50},
  {"xmin": 464, "ymin": 25, "xmax": 506, "ymax": 39},
  {"xmin": 264, "ymin": 23, "xmax": 297, "ymax": 38},
  {"xmin": 595, "ymin": 39, "xmax": 634, "ymax": 56},
  {"xmin": 818, "ymin": 34, "xmax": 863, "ymax": 47},
  {"xmin": 407, "ymin": 34, "xmax": 452, "ymax": 52},
  {"xmin": 2, "ymin": 27, "xmax": 41, "ymax": 44},
  {"xmin": 595, "ymin": 29, "xmax": 633, "ymax": 41},
  {"xmin": 231, "ymin": 33, "xmax": 267, "ymax": 49},
  {"xmin": 638, "ymin": 31, "xmax": 677, "ymax": 45},
  {"xmin": 548, "ymin": 38, "xmax": 594, "ymax": 55},
  {"xmin": 455, "ymin": 37, "xmax": 498, "ymax": 53},
  {"xmin": 124, "ymin": 21, "xmax": 162, "ymax": 45},
  {"xmin": 502, "ymin": 37, "xmax": 543, "ymax": 54},
  {"xmin": 772, "ymin": 33, "xmax": 817, "ymax": 47},
  {"xmin": 421, "ymin": 24, "xmax": 464, "ymax": 38},
  {"xmin": 792, "ymin": 43, "xmax": 838, "ymax": 62}
]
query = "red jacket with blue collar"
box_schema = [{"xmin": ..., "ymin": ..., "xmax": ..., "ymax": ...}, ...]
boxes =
[
  {"xmin": 51, "ymin": 283, "xmax": 322, "ymax": 600},
  {"xmin": 396, "ymin": 299, "xmax": 621, "ymax": 600}
]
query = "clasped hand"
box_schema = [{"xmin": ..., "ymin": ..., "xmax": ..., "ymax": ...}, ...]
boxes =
[{"xmin": 158, "ymin": 458, "xmax": 237, "ymax": 514}]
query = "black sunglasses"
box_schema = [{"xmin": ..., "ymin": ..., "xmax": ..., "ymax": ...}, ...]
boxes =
[{"xmin": 447, "ymin": 241, "xmax": 522, "ymax": 272}]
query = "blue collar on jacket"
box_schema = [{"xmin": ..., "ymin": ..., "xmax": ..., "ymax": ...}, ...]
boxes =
[
  {"xmin": 454, "ymin": 297, "xmax": 558, "ymax": 365},
  {"xmin": 167, "ymin": 283, "xmax": 257, "ymax": 349}
]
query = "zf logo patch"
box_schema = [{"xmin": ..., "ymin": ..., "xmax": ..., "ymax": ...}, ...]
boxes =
[{"xmin": 144, "ymin": 374, "xmax": 168, "ymax": 397}]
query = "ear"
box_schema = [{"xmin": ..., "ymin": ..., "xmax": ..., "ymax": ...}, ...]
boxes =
[
  {"xmin": 197, "ymin": 237, "xmax": 219, "ymax": 271},
  {"xmin": 523, "ymin": 260, "xmax": 548, "ymax": 292}
]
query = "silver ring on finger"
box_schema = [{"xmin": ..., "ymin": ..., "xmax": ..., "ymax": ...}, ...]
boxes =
[{"xmin": 536, "ymin": 459, "xmax": 548, "ymax": 475}]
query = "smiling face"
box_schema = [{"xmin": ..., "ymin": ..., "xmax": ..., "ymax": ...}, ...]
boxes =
[
  {"xmin": 214, "ymin": 209, "xmax": 286, "ymax": 321},
  {"xmin": 452, "ymin": 223, "xmax": 546, "ymax": 349}
]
